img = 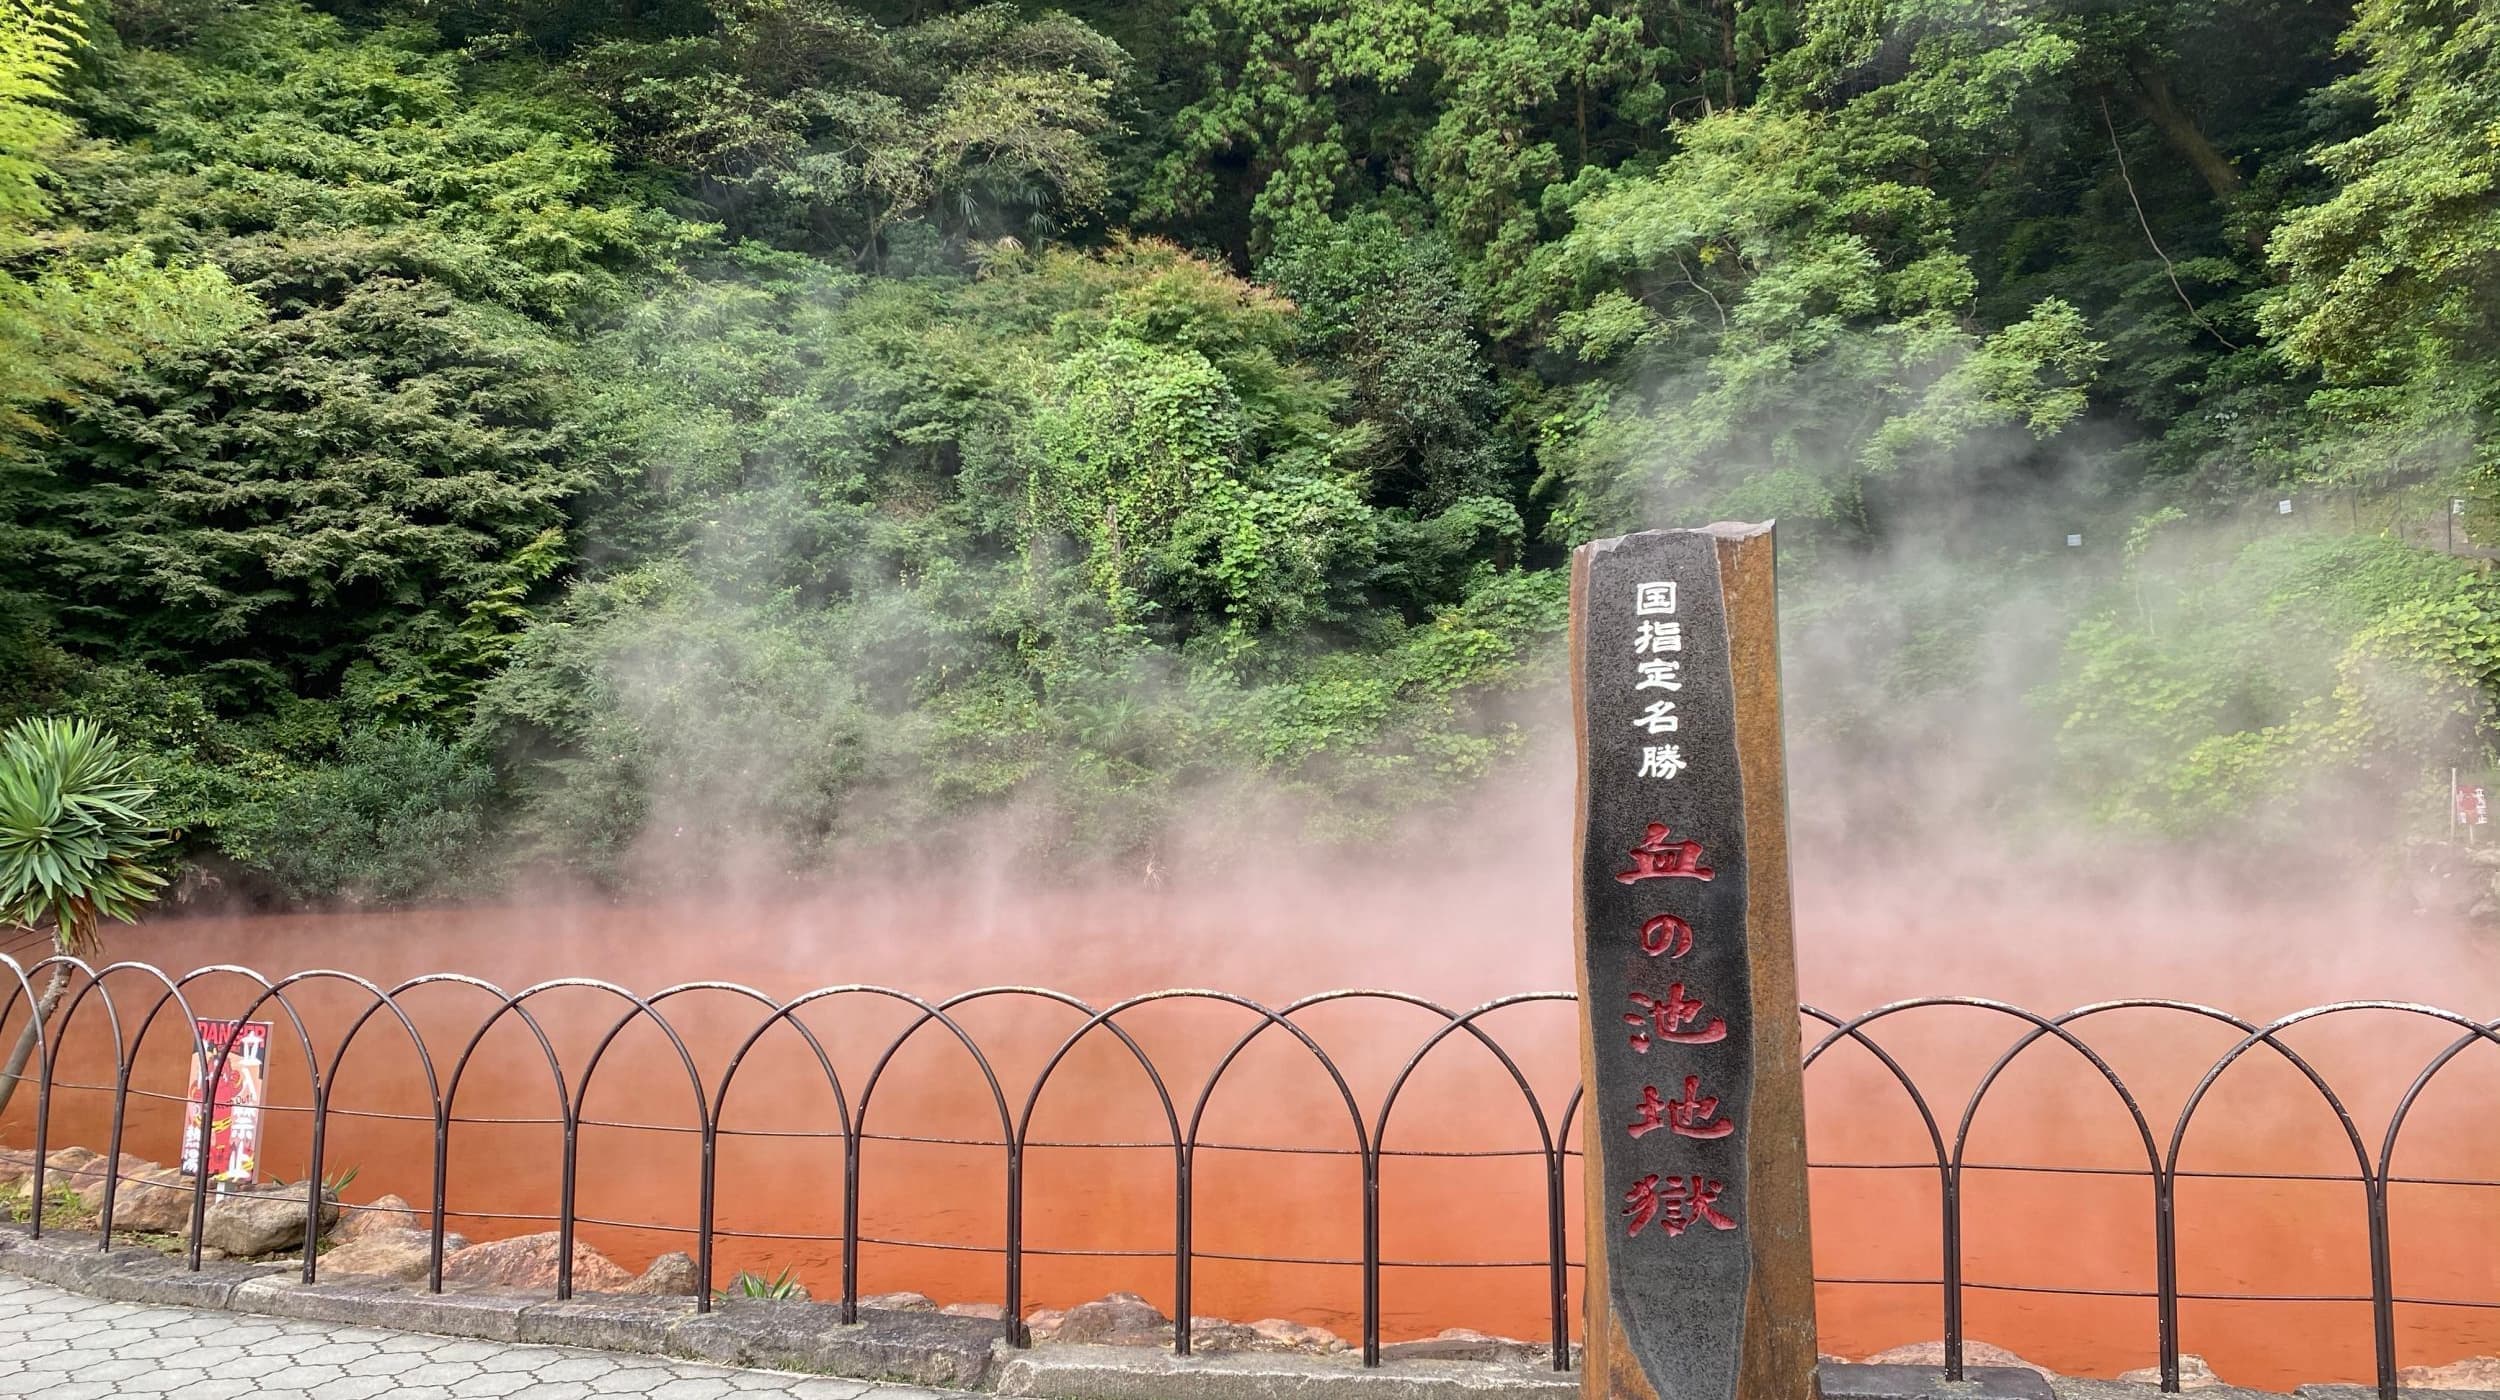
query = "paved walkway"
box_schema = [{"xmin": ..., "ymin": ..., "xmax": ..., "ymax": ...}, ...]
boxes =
[{"xmin": 0, "ymin": 1272, "xmax": 961, "ymax": 1399}]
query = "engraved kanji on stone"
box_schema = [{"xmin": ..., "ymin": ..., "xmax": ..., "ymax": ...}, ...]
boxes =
[
  {"xmin": 1634, "ymin": 620, "xmax": 1684, "ymax": 653},
  {"xmin": 1623, "ymin": 986, "xmax": 1727, "ymax": 1052},
  {"xmin": 1616, "ymin": 822, "xmax": 1713, "ymax": 883},
  {"xmin": 1663, "ymin": 1073, "xmax": 1733, "ymax": 1138},
  {"xmin": 1624, "ymin": 1172, "xmax": 1738, "ymax": 1238},
  {"xmin": 1626, "ymin": 1083, "xmax": 1669, "ymax": 1137},
  {"xmin": 1638, "ymin": 912, "xmax": 1693, "ymax": 958},
  {"xmin": 1632, "ymin": 700, "xmax": 1679, "ymax": 735},
  {"xmin": 1637, "ymin": 745, "xmax": 1686, "ymax": 780}
]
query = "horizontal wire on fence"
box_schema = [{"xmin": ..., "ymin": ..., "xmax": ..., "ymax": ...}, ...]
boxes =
[
  {"xmin": 54, "ymin": 1088, "xmax": 2498, "ymax": 1184},
  {"xmin": 38, "ymin": 1084, "xmax": 1574, "ymax": 1157},
  {"xmin": 572, "ymin": 1214, "xmax": 699, "ymax": 1235},
  {"xmin": 1806, "ymin": 1159, "xmax": 2500, "ymax": 1188},
  {"xmin": 6, "ymin": 958, "xmax": 2496, "ymax": 1399},
  {"xmin": 1817, "ymin": 1281, "xmax": 2492, "ymax": 1309}
]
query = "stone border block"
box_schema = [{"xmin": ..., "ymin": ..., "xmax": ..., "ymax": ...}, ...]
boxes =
[
  {"xmin": 2052, "ymin": 1382, "xmax": 2281, "ymax": 1400},
  {"xmin": 994, "ymin": 1344, "xmax": 1580, "ymax": 1400},
  {"xmin": 664, "ymin": 1298, "xmax": 999, "ymax": 1389},
  {"xmin": 0, "ymin": 1229, "xmax": 126, "ymax": 1291},
  {"xmin": 232, "ymin": 1277, "xmax": 533, "ymax": 1341},
  {"xmin": 517, "ymin": 1292, "xmax": 696, "ymax": 1352},
  {"xmin": 1821, "ymin": 1363, "xmax": 2059, "ymax": 1400},
  {"xmin": 89, "ymin": 1248, "xmax": 293, "ymax": 1309}
]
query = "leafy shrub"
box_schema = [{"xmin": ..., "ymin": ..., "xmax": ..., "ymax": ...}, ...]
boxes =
[{"xmin": 218, "ymin": 727, "xmax": 495, "ymax": 905}]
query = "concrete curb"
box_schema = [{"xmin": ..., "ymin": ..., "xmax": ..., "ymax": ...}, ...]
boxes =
[
  {"xmin": 994, "ymin": 1344, "xmax": 1579, "ymax": 1400},
  {"xmin": 235, "ymin": 1274, "xmax": 539, "ymax": 1342},
  {"xmin": 2292, "ymin": 1389, "xmax": 2500, "ymax": 1400},
  {"xmin": 1820, "ymin": 1363, "xmax": 2056, "ymax": 1400}
]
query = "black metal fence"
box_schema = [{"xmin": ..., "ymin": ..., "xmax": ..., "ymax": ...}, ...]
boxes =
[{"xmin": 0, "ymin": 956, "xmax": 2492, "ymax": 1400}]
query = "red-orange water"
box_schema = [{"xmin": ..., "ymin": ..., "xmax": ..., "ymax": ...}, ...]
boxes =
[{"xmin": 7, "ymin": 849, "xmax": 2496, "ymax": 1395}]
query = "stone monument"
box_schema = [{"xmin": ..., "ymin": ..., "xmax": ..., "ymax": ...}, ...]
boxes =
[{"xmin": 1571, "ymin": 522, "xmax": 1819, "ymax": 1400}]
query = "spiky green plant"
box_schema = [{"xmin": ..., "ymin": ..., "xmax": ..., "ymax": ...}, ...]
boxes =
[
  {"xmin": 0, "ymin": 717, "xmax": 168, "ymax": 951},
  {"xmin": 718, "ymin": 1267, "xmax": 805, "ymax": 1302},
  {"xmin": 0, "ymin": 717, "xmax": 168, "ymax": 1114}
]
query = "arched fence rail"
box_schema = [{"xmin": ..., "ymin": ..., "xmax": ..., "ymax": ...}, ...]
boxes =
[{"xmin": 0, "ymin": 957, "xmax": 2488, "ymax": 1400}]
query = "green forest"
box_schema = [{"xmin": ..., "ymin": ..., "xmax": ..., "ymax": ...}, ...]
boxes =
[{"xmin": 2, "ymin": 0, "xmax": 2497, "ymax": 905}]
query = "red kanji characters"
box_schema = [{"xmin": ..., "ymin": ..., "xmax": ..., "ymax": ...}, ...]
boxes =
[
  {"xmin": 1626, "ymin": 1084, "xmax": 1667, "ymax": 1138},
  {"xmin": 1623, "ymin": 1075, "xmax": 1733, "ymax": 1140},
  {"xmin": 1623, "ymin": 985, "xmax": 1727, "ymax": 1051},
  {"xmin": 1615, "ymin": 822, "xmax": 1714, "ymax": 884},
  {"xmin": 1639, "ymin": 912, "xmax": 1693, "ymax": 958},
  {"xmin": 1624, "ymin": 1173, "xmax": 1737, "ymax": 1238},
  {"xmin": 1664, "ymin": 1074, "xmax": 1733, "ymax": 1139},
  {"xmin": 1623, "ymin": 1172, "xmax": 1663, "ymax": 1235}
]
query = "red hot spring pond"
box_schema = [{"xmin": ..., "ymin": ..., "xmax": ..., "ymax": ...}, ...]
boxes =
[{"xmin": 6, "ymin": 868, "xmax": 2498, "ymax": 1394}]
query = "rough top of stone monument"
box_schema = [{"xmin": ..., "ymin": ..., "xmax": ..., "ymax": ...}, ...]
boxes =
[{"xmin": 1581, "ymin": 521, "xmax": 1774, "ymax": 555}]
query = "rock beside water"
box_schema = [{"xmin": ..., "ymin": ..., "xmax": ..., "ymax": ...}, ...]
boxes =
[
  {"xmin": 1183, "ymin": 1316, "xmax": 1359, "ymax": 1354},
  {"xmin": 1865, "ymin": 1340, "xmax": 2054, "ymax": 1380},
  {"xmin": 620, "ymin": 1250, "xmax": 698, "ymax": 1296},
  {"xmin": 2400, "ymin": 1356, "xmax": 2500, "ymax": 1390},
  {"xmin": 100, "ymin": 1166, "xmax": 196, "ymax": 1234},
  {"xmin": 37, "ymin": 1147, "xmax": 99, "ymax": 1182},
  {"xmin": 331, "ymin": 1193, "xmax": 419, "ymax": 1244},
  {"xmin": 320, "ymin": 1228, "xmax": 469, "ymax": 1283},
  {"xmin": 1378, "ymin": 1327, "xmax": 1545, "ymax": 1365},
  {"xmin": 200, "ymin": 1183, "xmax": 337, "ymax": 1257},
  {"xmin": 58, "ymin": 1153, "xmax": 150, "ymax": 1207},
  {"xmin": 1053, "ymin": 1291, "xmax": 1173, "ymax": 1346},
  {"xmin": 441, "ymin": 1231, "xmax": 633, "ymax": 1292},
  {"xmin": 2120, "ymin": 1355, "xmax": 2224, "ymax": 1389},
  {"xmin": 1245, "ymin": 1318, "xmax": 1348, "ymax": 1353}
]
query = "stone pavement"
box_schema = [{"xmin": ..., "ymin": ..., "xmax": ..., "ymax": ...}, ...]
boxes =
[{"xmin": 0, "ymin": 1270, "xmax": 965, "ymax": 1400}]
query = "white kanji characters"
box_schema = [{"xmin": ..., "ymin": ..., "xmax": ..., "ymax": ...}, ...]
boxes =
[
  {"xmin": 1637, "ymin": 745, "xmax": 1686, "ymax": 779},
  {"xmin": 1634, "ymin": 620, "xmax": 1683, "ymax": 654},
  {"xmin": 1635, "ymin": 658, "xmax": 1682, "ymax": 691},
  {"xmin": 1632, "ymin": 700, "xmax": 1678, "ymax": 735},
  {"xmin": 1634, "ymin": 581, "xmax": 1678, "ymax": 616}
]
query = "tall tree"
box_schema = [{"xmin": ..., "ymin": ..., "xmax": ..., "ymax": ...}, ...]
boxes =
[
  {"xmin": 576, "ymin": 1, "xmax": 1126, "ymax": 262},
  {"xmin": 4, "ymin": 3, "xmax": 659, "ymax": 705},
  {"xmin": 0, "ymin": 0, "xmax": 246, "ymax": 459},
  {"xmin": 1145, "ymin": 0, "xmax": 1796, "ymax": 319},
  {"xmin": 2263, "ymin": 0, "xmax": 2500, "ymax": 486}
]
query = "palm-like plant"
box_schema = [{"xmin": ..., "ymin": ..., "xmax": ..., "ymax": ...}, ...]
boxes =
[{"xmin": 0, "ymin": 717, "xmax": 168, "ymax": 1115}]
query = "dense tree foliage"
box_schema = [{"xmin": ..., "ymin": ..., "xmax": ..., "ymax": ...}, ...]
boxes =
[{"xmin": 0, "ymin": 0, "xmax": 2493, "ymax": 902}]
